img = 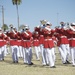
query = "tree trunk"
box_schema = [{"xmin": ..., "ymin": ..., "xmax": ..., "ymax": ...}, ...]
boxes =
[{"xmin": 16, "ymin": 4, "xmax": 19, "ymax": 31}]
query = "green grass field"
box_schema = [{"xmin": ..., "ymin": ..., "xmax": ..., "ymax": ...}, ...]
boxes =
[{"xmin": 0, "ymin": 47, "xmax": 75, "ymax": 75}]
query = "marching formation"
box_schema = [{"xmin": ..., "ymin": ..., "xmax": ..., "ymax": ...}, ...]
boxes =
[{"xmin": 0, "ymin": 20, "xmax": 75, "ymax": 68}]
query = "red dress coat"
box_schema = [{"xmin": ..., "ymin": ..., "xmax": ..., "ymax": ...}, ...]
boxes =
[
  {"xmin": 32, "ymin": 32, "xmax": 40, "ymax": 46},
  {"xmin": 0, "ymin": 33, "xmax": 5, "ymax": 47},
  {"xmin": 34, "ymin": 27, "xmax": 44, "ymax": 45},
  {"xmin": 66, "ymin": 29, "xmax": 75, "ymax": 47},
  {"xmin": 4, "ymin": 34, "xmax": 10, "ymax": 45},
  {"xmin": 22, "ymin": 31, "xmax": 32, "ymax": 48},
  {"xmin": 56, "ymin": 28, "xmax": 69, "ymax": 45},
  {"xmin": 7, "ymin": 31, "xmax": 18, "ymax": 46},
  {"xmin": 43, "ymin": 28, "xmax": 54, "ymax": 48},
  {"xmin": 16, "ymin": 32, "xmax": 22, "ymax": 46},
  {"xmin": 34, "ymin": 27, "xmax": 40, "ymax": 33}
]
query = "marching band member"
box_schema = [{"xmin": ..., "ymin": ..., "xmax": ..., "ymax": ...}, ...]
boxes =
[
  {"xmin": 66, "ymin": 23, "xmax": 75, "ymax": 66},
  {"xmin": 17, "ymin": 31, "xmax": 23, "ymax": 58},
  {"xmin": 7, "ymin": 25, "xmax": 19, "ymax": 63},
  {"xmin": 22, "ymin": 26, "xmax": 33, "ymax": 65},
  {"xmin": 56, "ymin": 22, "xmax": 70, "ymax": 64},
  {"xmin": 35, "ymin": 22, "xmax": 47, "ymax": 65},
  {"xmin": 4, "ymin": 31, "xmax": 9, "ymax": 56},
  {"xmin": 39, "ymin": 20, "xmax": 47, "ymax": 65},
  {"xmin": 0, "ymin": 28, "xmax": 7, "ymax": 61},
  {"xmin": 21, "ymin": 28, "xmax": 28, "ymax": 64},
  {"xmin": 32, "ymin": 31, "xmax": 40, "ymax": 60},
  {"xmin": 43, "ymin": 22, "xmax": 56, "ymax": 68}
]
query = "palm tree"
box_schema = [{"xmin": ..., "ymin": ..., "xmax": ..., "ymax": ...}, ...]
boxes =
[
  {"xmin": 12, "ymin": 0, "xmax": 22, "ymax": 31},
  {"xmin": 2, "ymin": 24, "xmax": 8, "ymax": 31}
]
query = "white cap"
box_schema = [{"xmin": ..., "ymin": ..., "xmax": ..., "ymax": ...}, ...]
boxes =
[
  {"xmin": 36, "ymin": 25, "xmax": 40, "ymax": 28},
  {"xmin": 9, "ymin": 24, "xmax": 13, "ymax": 28},
  {"xmin": 25, "ymin": 26, "xmax": 29, "ymax": 30},
  {"xmin": 25, "ymin": 24, "xmax": 28, "ymax": 27},
  {"xmin": 13, "ymin": 27, "xmax": 16, "ymax": 29},
  {"xmin": 71, "ymin": 22, "xmax": 75, "ymax": 26},
  {"xmin": 46, "ymin": 22, "xmax": 52, "ymax": 26}
]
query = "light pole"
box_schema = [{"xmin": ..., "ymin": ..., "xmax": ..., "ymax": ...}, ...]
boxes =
[
  {"xmin": 0, "ymin": 5, "xmax": 4, "ymax": 29},
  {"xmin": 16, "ymin": 4, "xmax": 19, "ymax": 31},
  {"xmin": 57, "ymin": 13, "xmax": 59, "ymax": 26},
  {"xmin": 2, "ymin": 6, "xmax": 4, "ymax": 28}
]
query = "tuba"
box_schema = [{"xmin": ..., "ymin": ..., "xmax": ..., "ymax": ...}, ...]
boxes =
[
  {"xmin": 40, "ymin": 20, "xmax": 48, "ymax": 30},
  {"xmin": 40, "ymin": 20, "xmax": 48, "ymax": 25}
]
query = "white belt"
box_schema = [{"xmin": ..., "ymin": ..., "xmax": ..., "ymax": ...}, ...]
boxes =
[
  {"xmin": 3, "ymin": 40, "xmax": 6, "ymax": 41},
  {"xmin": 45, "ymin": 39, "xmax": 52, "ymax": 41},
  {"xmin": 23, "ymin": 40, "xmax": 30, "ymax": 41},
  {"xmin": 0, "ymin": 40, "xmax": 3, "ymax": 41},
  {"xmin": 34, "ymin": 40, "xmax": 39, "ymax": 41},
  {"xmin": 10, "ymin": 39, "xmax": 17, "ymax": 40},
  {"xmin": 68, "ymin": 38, "xmax": 71, "ymax": 40},
  {"xmin": 40, "ymin": 35, "xmax": 43, "ymax": 37},
  {"xmin": 18, "ymin": 40, "xmax": 21, "ymax": 42},
  {"xmin": 69, "ymin": 38, "xmax": 75, "ymax": 40},
  {"xmin": 73, "ymin": 38, "xmax": 75, "ymax": 40},
  {"xmin": 60, "ymin": 36, "xmax": 67, "ymax": 38},
  {"xmin": 23, "ymin": 40, "xmax": 26, "ymax": 41}
]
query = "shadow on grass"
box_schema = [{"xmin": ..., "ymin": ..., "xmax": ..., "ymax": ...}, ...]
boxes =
[
  {"xmin": 2, "ymin": 53, "xmax": 73, "ymax": 68},
  {"xmin": 24, "ymin": 64, "xmax": 50, "ymax": 69}
]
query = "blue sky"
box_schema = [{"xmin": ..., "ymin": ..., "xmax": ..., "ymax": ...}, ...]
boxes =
[{"xmin": 0, "ymin": 0, "xmax": 75, "ymax": 31}]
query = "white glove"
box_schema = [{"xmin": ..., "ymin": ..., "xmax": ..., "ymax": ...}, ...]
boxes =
[{"xmin": 25, "ymin": 32, "xmax": 29, "ymax": 36}]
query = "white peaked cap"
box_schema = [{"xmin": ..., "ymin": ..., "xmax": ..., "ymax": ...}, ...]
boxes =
[
  {"xmin": 13, "ymin": 27, "xmax": 16, "ymax": 29},
  {"xmin": 25, "ymin": 26, "xmax": 29, "ymax": 29},
  {"xmin": 36, "ymin": 25, "xmax": 40, "ymax": 28},
  {"xmin": 25, "ymin": 24, "xmax": 28, "ymax": 27},
  {"xmin": 9, "ymin": 24, "xmax": 13, "ymax": 27},
  {"xmin": 71, "ymin": 22, "xmax": 75, "ymax": 26},
  {"xmin": 46, "ymin": 22, "xmax": 52, "ymax": 26},
  {"xmin": 46, "ymin": 22, "xmax": 50, "ymax": 24}
]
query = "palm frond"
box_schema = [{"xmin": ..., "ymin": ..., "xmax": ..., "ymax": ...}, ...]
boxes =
[{"xmin": 12, "ymin": 0, "xmax": 22, "ymax": 5}]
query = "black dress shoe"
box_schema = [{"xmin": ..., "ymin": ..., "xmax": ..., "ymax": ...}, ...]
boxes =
[
  {"xmin": 13, "ymin": 61, "xmax": 15, "ymax": 63},
  {"xmin": 46, "ymin": 64, "xmax": 49, "ymax": 66},
  {"xmin": 66, "ymin": 60, "xmax": 71, "ymax": 64},
  {"xmin": 16, "ymin": 61, "xmax": 18, "ymax": 63},
  {"xmin": 2, "ymin": 59, "xmax": 4, "ymax": 61},
  {"xmin": 51, "ymin": 66, "xmax": 56, "ymax": 68},
  {"xmin": 72, "ymin": 65, "xmax": 75, "ymax": 67},
  {"xmin": 24, "ymin": 63, "xmax": 27, "ymax": 64},
  {"xmin": 28, "ymin": 62, "xmax": 34, "ymax": 65},
  {"xmin": 63, "ymin": 62, "xmax": 67, "ymax": 64}
]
